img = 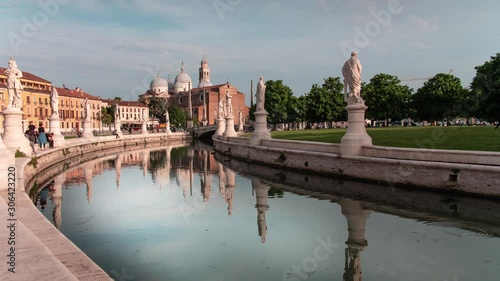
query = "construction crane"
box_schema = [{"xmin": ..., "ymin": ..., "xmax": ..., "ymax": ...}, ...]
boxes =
[{"xmin": 402, "ymin": 69, "xmax": 453, "ymax": 82}]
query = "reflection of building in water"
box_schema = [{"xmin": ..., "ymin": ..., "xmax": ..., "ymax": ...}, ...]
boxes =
[
  {"xmin": 340, "ymin": 198, "xmax": 371, "ymax": 281},
  {"xmin": 64, "ymin": 161, "xmax": 104, "ymax": 186},
  {"xmin": 84, "ymin": 162, "xmax": 93, "ymax": 204},
  {"xmin": 52, "ymin": 173, "xmax": 65, "ymax": 229},
  {"xmin": 252, "ymin": 179, "xmax": 269, "ymax": 243},
  {"xmin": 223, "ymin": 166, "xmax": 236, "ymax": 216},
  {"xmin": 176, "ymin": 168, "xmax": 191, "ymax": 201},
  {"xmin": 151, "ymin": 146, "xmax": 172, "ymax": 189}
]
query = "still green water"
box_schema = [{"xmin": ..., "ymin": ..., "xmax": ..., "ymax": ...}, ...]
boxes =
[{"xmin": 35, "ymin": 144, "xmax": 500, "ymax": 281}]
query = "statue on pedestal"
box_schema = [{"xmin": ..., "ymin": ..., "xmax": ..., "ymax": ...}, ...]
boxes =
[
  {"xmin": 256, "ymin": 77, "xmax": 266, "ymax": 111},
  {"xmin": 84, "ymin": 98, "xmax": 91, "ymax": 121},
  {"xmin": 239, "ymin": 107, "xmax": 243, "ymax": 124},
  {"xmin": 115, "ymin": 107, "xmax": 120, "ymax": 121},
  {"xmin": 165, "ymin": 108, "xmax": 170, "ymax": 123},
  {"xmin": 5, "ymin": 57, "xmax": 24, "ymax": 108},
  {"xmin": 218, "ymin": 99, "xmax": 225, "ymax": 119},
  {"xmin": 226, "ymin": 90, "xmax": 233, "ymax": 116},
  {"xmin": 50, "ymin": 86, "xmax": 59, "ymax": 117},
  {"xmin": 342, "ymin": 51, "xmax": 363, "ymax": 104}
]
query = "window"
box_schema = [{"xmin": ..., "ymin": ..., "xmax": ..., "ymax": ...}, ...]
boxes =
[
  {"xmin": 26, "ymin": 96, "xmax": 30, "ymax": 104},
  {"xmin": 179, "ymin": 97, "xmax": 183, "ymax": 104},
  {"xmin": 45, "ymin": 98, "xmax": 48, "ymax": 105},
  {"xmin": 199, "ymin": 95, "xmax": 204, "ymax": 102},
  {"xmin": 39, "ymin": 97, "xmax": 42, "ymax": 104}
]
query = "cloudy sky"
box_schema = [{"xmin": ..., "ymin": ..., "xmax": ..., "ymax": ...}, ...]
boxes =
[{"xmin": 1, "ymin": 0, "xmax": 499, "ymax": 103}]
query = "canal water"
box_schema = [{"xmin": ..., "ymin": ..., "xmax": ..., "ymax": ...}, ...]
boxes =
[{"xmin": 35, "ymin": 143, "xmax": 500, "ymax": 281}]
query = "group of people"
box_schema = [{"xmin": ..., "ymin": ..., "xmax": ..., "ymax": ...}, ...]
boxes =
[{"xmin": 25, "ymin": 121, "xmax": 54, "ymax": 153}]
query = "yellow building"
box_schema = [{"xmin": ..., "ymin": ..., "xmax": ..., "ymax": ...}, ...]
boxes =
[
  {"xmin": 56, "ymin": 86, "xmax": 106, "ymax": 133},
  {"xmin": 1, "ymin": 67, "xmax": 107, "ymax": 133}
]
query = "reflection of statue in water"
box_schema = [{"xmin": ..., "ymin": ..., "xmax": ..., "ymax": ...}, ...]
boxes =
[
  {"xmin": 50, "ymin": 86, "xmax": 59, "ymax": 117},
  {"xmin": 6, "ymin": 57, "xmax": 24, "ymax": 108},
  {"xmin": 256, "ymin": 77, "xmax": 266, "ymax": 111},
  {"xmin": 226, "ymin": 90, "xmax": 233, "ymax": 116},
  {"xmin": 84, "ymin": 98, "xmax": 91, "ymax": 121},
  {"xmin": 341, "ymin": 51, "xmax": 363, "ymax": 103}
]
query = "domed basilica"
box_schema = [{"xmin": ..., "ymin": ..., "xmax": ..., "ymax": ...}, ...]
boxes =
[{"xmin": 140, "ymin": 56, "xmax": 248, "ymax": 126}]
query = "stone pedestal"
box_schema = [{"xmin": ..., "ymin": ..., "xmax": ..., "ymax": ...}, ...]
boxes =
[
  {"xmin": 2, "ymin": 107, "xmax": 31, "ymax": 156},
  {"xmin": 82, "ymin": 120, "xmax": 94, "ymax": 140},
  {"xmin": 49, "ymin": 115, "xmax": 65, "ymax": 148},
  {"xmin": 187, "ymin": 120, "xmax": 193, "ymax": 130},
  {"xmin": 238, "ymin": 122, "xmax": 244, "ymax": 132},
  {"xmin": 213, "ymin": 117, "xmax": 225, "ymax": 139},
  {"xmin": 141, "ymin": 121, "xmax": 148, "ymax": 135},
  {"xmin": 0, "ymin": 134, "xmax": 15, "ymax": 190},
  {"xmin": 340, "ymin": 102, "xmax": 372, "ymax": 156},
  {"xmin": 223, "ymin": 115, "xmax": 237, "ymax": 138},
  {"xmin": 114, "ymin": 121, "xmax": 123, "ymax": 138},
  {"xmin": 250, "ymin": 110, "xmax": 271, "ymax": 146}
]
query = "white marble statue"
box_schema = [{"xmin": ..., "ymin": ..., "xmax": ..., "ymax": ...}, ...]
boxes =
[
  {"xmin": 165, "ymin": 108, "xmax": 170, "ymax": 123},
  {"xmin": 115, "ymin": 107, "xmax": 120, "ymax": 121},
  {"xmin": 342, "ymin": 51, "xmax": 363, "ymax": 103},
  {"xmin": 218, "ymin": 99, "xmax": 225, "ymax": 119},
  {"xmin": 5, "ymin": 57, "xmax": 24, "ymax": 108},
  {"xmin": 226, "ymin": 90, "xmax": 233, "ymax": 116},
  {"xmin": 239, "ymin": 107, "xmax": 243, "ymax": 124},
  {"xmin": 50, "ymin": 86, "xmax": 59, "ymax": 116},
  {"xmin": 141, "ymin": 109, "xmax": 146, "ymax": 121},
  {"xmin": 256, "ymin": 77, "xmax": 266, "ymax": 111},
  {"xmin": 84, "ymin": 98, "xmax": 91, "ymax": 121}
]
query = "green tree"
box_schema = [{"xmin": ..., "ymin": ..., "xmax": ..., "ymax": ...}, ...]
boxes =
[
  {"xmin": 100, "ymin": 107, "xmax": 112, "ymax": 125},
  {"xmin": 362, "ymin": 73, "xmax": 412, "ymax": 125},
  {"xmin": 470, "ymin": 53, "xmax": 500, "ymax": 123},
  {"xmin": 411, "ymin": 73, "xmax": 466, "ymax": 123},
  {"xmin": 148, "ymin": 97, "xmax": 168, "ymax": 123},
  {"xmin": 304, "ymin": 77, "xmax": 346, "ymax": 124},
  {"xmin": 169, "ymin": 106, "xmax": 187, "ymax": 128},
  {"xmin": 264, "ymin": 80, "xmax": 294, "ymax": 126}
]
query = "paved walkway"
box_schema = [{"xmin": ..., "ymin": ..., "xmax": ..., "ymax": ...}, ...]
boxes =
[{"xmin": 0, "ymin": 157, "xmax": 112, "ymax": 280}]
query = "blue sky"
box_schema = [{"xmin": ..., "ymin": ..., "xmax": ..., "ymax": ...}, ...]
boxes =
[{"xmin": 1, "ymin": 0, "xmax": 499, "ymax": 103}]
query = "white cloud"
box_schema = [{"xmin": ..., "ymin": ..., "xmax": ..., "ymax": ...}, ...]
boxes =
[
  {"xmin": 410, "ymin": 41, "xmax": 432, "ymax": 50},
  {"xmin": 408, "ymin": 15, "xmax": 439, "ymax": 32}
]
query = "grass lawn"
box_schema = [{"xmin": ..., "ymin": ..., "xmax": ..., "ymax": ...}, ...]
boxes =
[{"xmin": 271, "ymin": 126, "xmax": 500, "ymax": 152}]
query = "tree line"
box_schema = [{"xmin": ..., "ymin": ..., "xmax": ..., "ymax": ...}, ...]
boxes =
[{"xmin": 255, "ymin": 53, "xmax": 500, "ymax": 127}]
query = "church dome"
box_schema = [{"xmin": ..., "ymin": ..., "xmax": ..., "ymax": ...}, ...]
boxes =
[
  {"xmin": 174, "ymin": 81, "xmax": 184, "ymax": 90},
  {"xmin": 150, "ymin": 74, "xmax": 168, "ymax": 89},
  {"xmin": 174, "ymin": 62, "xmax": 192, "ymax": 84}
]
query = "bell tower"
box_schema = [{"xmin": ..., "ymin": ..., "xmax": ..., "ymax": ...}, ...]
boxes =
[{"xmin": 198, "ymin": 55, "xmax": 212, "ymax": 87}]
